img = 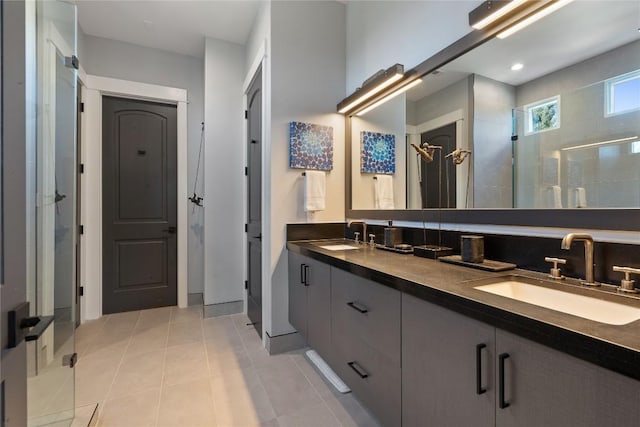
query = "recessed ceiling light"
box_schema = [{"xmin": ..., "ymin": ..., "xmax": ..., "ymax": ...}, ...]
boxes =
[{"xmin": 511, "ymin": 63, "xmax": 524, "ymax": 71}]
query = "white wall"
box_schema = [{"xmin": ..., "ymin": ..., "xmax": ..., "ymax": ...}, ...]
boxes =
[
  {"xmin": 203, "ymin": 38, "xmax": 246, "ymax": 305},
  {"xmin": 269, "ymin": 0, "xmax": 346, "ymax": 337},
  {"xmin": 346, "ymin": 1, "xmax": 477, "ymax": 93},
  {"xmin": 80, "ymin": 34, "xmax": 205, "ymax": 295}
]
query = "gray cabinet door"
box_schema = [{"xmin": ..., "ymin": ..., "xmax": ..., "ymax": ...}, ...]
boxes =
[
  {"xmin": 305, "ymin": 257, "xmax": 331, "ymax": 359},
  {"xmin": 495, "ymin": 329, "xmax": 640, "ymax": 427},
  {"xmin": 331, "ymin": 268, "xmax": 401, "ymax": 366},
  {"xmin": 402, "ymin": 294, "xmax": 496, "ymax": 427},
  {"xmin": 288, "ymin": 252, "xmax": 308, "ymax": 339}
]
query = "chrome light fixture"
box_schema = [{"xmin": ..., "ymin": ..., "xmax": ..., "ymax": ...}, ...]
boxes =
[{"xmin": 337, "ymin": 64, "xmax": 404, "ymax": 114}]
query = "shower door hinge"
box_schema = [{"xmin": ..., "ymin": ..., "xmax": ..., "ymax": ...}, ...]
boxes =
[
  {"xmin": 244, "ymin": 110, "xmax": 248, "ymax": 119},
  {"xmin": 79, "ymin": 225, "xmax": 84, "ymax": 235},
  {"xmin": 62, "ymin": 353, "xmax": 78, "ymax": 368},
  {"xmin": 244, "ymin": 280, "xmax": 248, "ymax": 290},
  {"xmin": 245, "ymin": 224, "xmax": 248, "ymax": 233},
  {"xmin": 80, "ymin": 102, "xmax": 85, "ymax": 113},
  {"xmin": 245, "ymin": 167, "xmax": 248, "ymax": 176},
  {"xmin": 64, "ymin": 55, "xmax": 79, "ymax": 70},
  {"xmin": 511, "ymin": 135, "xmax": 518, "ymax": 141}
]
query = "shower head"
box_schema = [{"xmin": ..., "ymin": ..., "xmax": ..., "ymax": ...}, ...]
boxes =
[
  {"xmin": 411, "ymin": 142, "xmax": 442, "ymax": 162},
  {"xmin": 445, "ymin": 148, "xmax": 472, "ymax": 165}
]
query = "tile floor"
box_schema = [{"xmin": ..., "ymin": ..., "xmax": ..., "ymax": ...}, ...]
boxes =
[{"xmin": 75, "ymin": 305, "xmax": 381, "ymax": 427}]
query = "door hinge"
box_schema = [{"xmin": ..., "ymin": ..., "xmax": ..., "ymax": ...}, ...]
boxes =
[
  {"xmin": 251, "ymin": 139, "xmax": 258, "ymax": 144},
  {"xmin": 244, "ymin": 280, "xmax": 248, "ymax": 290},
  {"xmin": 244, "ymin": 110, "xmax": 248, "ymax": 119},
  {"xmin": 64, "ymin": 55, "xmax": 79, "ymax": 70},
  {"xmin": 245, "ymin": 224, "xmax": 248, "ymax": 233},
  {"xmin": 79, "ymin": 286, "xmax": 84, "ymax": 297},
  {"xmin": 79, "ymin": 225, "xmax": 84, "ymax": 235},
  {"xmin": 80, "ymin": 102, "xmax": 85, "ymax": 113},
  {"xmin": 244, "ymin": 167, "xmax": 248, "ymax": 176},
  {"xmin": 511, "ymin": 135, "xmax": 518, "ymax": 141},
  {"xmin": 79, "ymin": 163, "xmax": 84, "ymax": 174},
  {"xmin": 63, "ymin": 353, "xmax": 78, "ymax": 368}
]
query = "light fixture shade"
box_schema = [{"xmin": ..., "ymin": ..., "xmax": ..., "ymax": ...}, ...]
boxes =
[
  {"xmin": 497, "ymin": 0, "xmax": 573, "ymax": 39},
  {"xmin": 469, "ymin": 0, "xmax": 528, "ymax": 30},
  {"xmin": 356, "ymin": 78, "xmax": 423, "ymax": 116},
  {"xmin": 337, "ymin": 64, "xmax": 404, "ymax": 114}
]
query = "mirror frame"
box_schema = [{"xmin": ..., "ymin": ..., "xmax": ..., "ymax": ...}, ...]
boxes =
[{"xmin": 345, "ymin": 7, "xmax": 640, "ymax": 231}]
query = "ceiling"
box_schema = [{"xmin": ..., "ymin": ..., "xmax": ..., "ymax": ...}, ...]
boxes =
[
  {"xmin": 76, "ymin": 0, "xmax": 263, "ymax": 58},
  {"xmin": 407, "ymin": 0, "xmax": 640, "ymax": 102}
]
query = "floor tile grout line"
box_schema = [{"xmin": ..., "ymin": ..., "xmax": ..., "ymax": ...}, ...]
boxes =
[
  {"xmin": 96, "ymin": 310, "xmax": 140, "ymax": 423},
  {"xmin": 152, "ymin": 315, "xmax": 172, "ymax": 427},
  {"xmin": 291, "ymin": 353, "xmax": 347, "ymax": 427}
]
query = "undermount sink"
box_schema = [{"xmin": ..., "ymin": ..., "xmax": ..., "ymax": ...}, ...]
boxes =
[
  {"xmin": 474, "ymin": 278, "xmax": 640, "ymax": 325},
  {"xmin": 317, "ymin": 244, "xmax": 360, "ymax": 251}
]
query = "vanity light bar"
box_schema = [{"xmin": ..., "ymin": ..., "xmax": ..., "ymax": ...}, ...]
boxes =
[
  {"xmin": 497, "ymin": 0, "xmax": 574, "ymax": 39},
  {"xmin": 469, "ymin": 0, "xmax": 529, "ymax": 30},
  {"xmin": 337, "ymin": 64, "xmax": 404, "ymax": 114},
  {"xmin": 356, "ymin": 78, "xmax": 423, "ymax": 116},
  {"xmin": 561, "ymin": 136, "xmax": 639, "ymax": 151}
]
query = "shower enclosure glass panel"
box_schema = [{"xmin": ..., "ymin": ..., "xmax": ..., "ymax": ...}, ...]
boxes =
[
  {"xmin": 28, "ymin": 1, "xmax": 78, "ymax": 425},
  {"xmin": 512, "ymin": 78, "xmax": 640, "ymax": 209}
]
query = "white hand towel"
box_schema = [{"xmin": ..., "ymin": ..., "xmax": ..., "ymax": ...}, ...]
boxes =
[
  {"xmin": 543, "ymin": 185, "xmax": 562, "ymax": 208},
  {"xmin": 304, "ymin": 170, "xmax": 326, "ymax": 212},
  {"xmin": 374, "ymin": 175, "xmax": 395, "ymax": 209},
  {"xmin": 574, "ymin": 187, "xmax": 587, "ymax": 208}
]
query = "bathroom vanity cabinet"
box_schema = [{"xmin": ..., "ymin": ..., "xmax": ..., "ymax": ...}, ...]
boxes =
[
  {"xmin": 287, "ymin": 245, "xmax": 640, "ymax": 426},
  {"xmin": 331, "ymin": 268, "xmax": 401, "ymax": 427},
  {"xmin": 403, "ymin": 294, "xmax": 640, "ymax": 427},
  {"xmin": 287, "ymin": 252, "xmax": 332, "ymax": 360}
]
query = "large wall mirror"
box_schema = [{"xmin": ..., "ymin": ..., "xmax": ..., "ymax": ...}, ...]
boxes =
[{"xmin": 347, "ymin": 1, "xmax": 640, "ymax": 229}]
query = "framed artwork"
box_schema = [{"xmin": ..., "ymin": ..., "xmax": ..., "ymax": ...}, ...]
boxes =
[
  {"xmin": 361, "ymin": 131, "xmax": 395, "ymax": 174},
  {"xmin": 289, "ymin": 121, "xmax": 333, "ymax": 171}
]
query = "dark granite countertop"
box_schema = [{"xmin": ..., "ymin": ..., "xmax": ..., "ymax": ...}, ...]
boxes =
[{"xmin": 287, "ymin": 239, "xmax": 640, "ymax": 381}]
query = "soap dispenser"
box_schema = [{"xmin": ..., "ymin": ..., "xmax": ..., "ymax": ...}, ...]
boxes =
[{"xmin": 384, "ymin": 221, "xmax": 402, "ymax": 248}]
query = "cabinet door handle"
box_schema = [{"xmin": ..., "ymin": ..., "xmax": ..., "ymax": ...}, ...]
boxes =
[
  {"xmin": 499, "ymin": 353, "xmax": 510, "ymax": 409},
  {"xmin": 347, "ymin": 361, "xmax": 369, "ymax": 379},
  {"xmin": 300, "ymin": 264, "xmax": 306, "ymax": 285},
  {"xmin": 347, "ymin": 301, "xmax": 368, "ymax": 314},
  {"xmin": 476, "ymin": 343, "xmax": 487, "ymax": 395},
  {"xmin": 303, "ymin": 265, "xmax": 310, "ymax": 286}
]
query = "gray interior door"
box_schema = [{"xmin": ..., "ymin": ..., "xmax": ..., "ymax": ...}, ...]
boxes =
[
  {"xmin": 420, "ymin": 123, "xmax": 457, "ymax": 208},
  {"xmin": 102, "ymin": 96, "xmax": 177, "ymax": 314},
  {"xmin": 1, "ymin": 1, "xmax": 28, "ymax": 423},
  {"xmin": 246, "ymin": 66, "xmax": 263, "ymax": 337}
]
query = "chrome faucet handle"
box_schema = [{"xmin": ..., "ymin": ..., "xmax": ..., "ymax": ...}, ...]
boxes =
[
  {"xmin": 369, "ymin": 234, "xmax": 376, "ymax": 247},
  {"xmin": 545, "ymin": 257, "xmax": 567, "ymax": 280},
  {"xmin": 613, "ymin": 266, "xmax": 640, "ymax": 294},
  {"xmin": 354, "ymin": 232, "xmax": 360, "ymax": 244}
]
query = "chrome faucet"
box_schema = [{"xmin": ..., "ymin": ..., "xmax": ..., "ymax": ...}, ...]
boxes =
[
  {"xmin": 347, "ymin": 221, "xmax": 367, "ymax": 245},
  {"xmin": 561, "ymin": 233, "xmax": 598, "ymax": 286}
]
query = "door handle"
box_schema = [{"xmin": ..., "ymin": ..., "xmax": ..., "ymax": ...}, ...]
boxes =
[
  {"xmin": 346, "ymin": 301, "xmax": 369, "ymax": 314},
  {"xmin": 303, "ymin": 265, "xmax": 310, "ymax": 286},
  {"xmin": 499, "ymin": 353, "xmax": 510, "ymax": 409},
  {"xmin": 300, "ymin": 264, "xmax": 307, "ymax": 285},
  {"xmin": 8, "ymin": 302, "xmax": 55, "ymax": 348},
  {"xmin": 162, "ymin": 226, "xmax": 177, "ymax": 234},
  {"xmin": 347, "ymin": 361, "xmax": 369, "ymax": 379},
  {"xmin": 476, "ymin": 343, "xmax": 487, "ymax": 395}
]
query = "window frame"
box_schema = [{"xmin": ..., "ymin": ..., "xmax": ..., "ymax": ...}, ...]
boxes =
[
  {"xmin": 524, "ymin": 95, "xmax": 561, "ymax": 136},
  {"xmin": 605, "ymin": 69, "xmax": 640, "ymax": 117}
]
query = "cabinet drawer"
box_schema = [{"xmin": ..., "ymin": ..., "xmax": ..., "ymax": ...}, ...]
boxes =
[
  {"xmin": 333, "ymin": 338, "xmax": 401, "ymax": 427},
  {"xmin": 331, "ymin": 268, "xmax": 401, "ymax": 366}
]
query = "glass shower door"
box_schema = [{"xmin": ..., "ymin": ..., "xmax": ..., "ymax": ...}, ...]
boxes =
[{"xmin": 27, "ymin": 1, "xmax": 78, "ymax": 425}]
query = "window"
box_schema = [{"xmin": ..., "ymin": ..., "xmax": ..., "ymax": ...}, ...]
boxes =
[
  {"xmin": 525, "ymin": 96, "xmax": 560, "ymax": 135},
  {"xmin": 605, "ymin": 69, "xmax": 640, "ymax": 116}
]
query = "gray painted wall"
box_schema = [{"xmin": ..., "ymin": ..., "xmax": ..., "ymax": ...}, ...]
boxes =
[
  {"xmin": 79, "ymin": 33, "xmax": 205, "ymax": 295},
  {"xmin": 473, "ymin": 75, "xmax": 515, "ymax": 208},
  {"xmin": 269, "ymin": 0, "xmax": 346, "ymax": 336},
  {"xmin": 203, "ymin": 37, "xmax": 245, "ymax": 306}
]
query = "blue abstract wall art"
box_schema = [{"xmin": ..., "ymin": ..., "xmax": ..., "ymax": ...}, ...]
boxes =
[
  {"xmin": 361, "ymin": 131, "xmax": 395, "ymax": 174},
  {"xmin": 289, "ymin": 122, "xmax": 333, "ymax": 171}
]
